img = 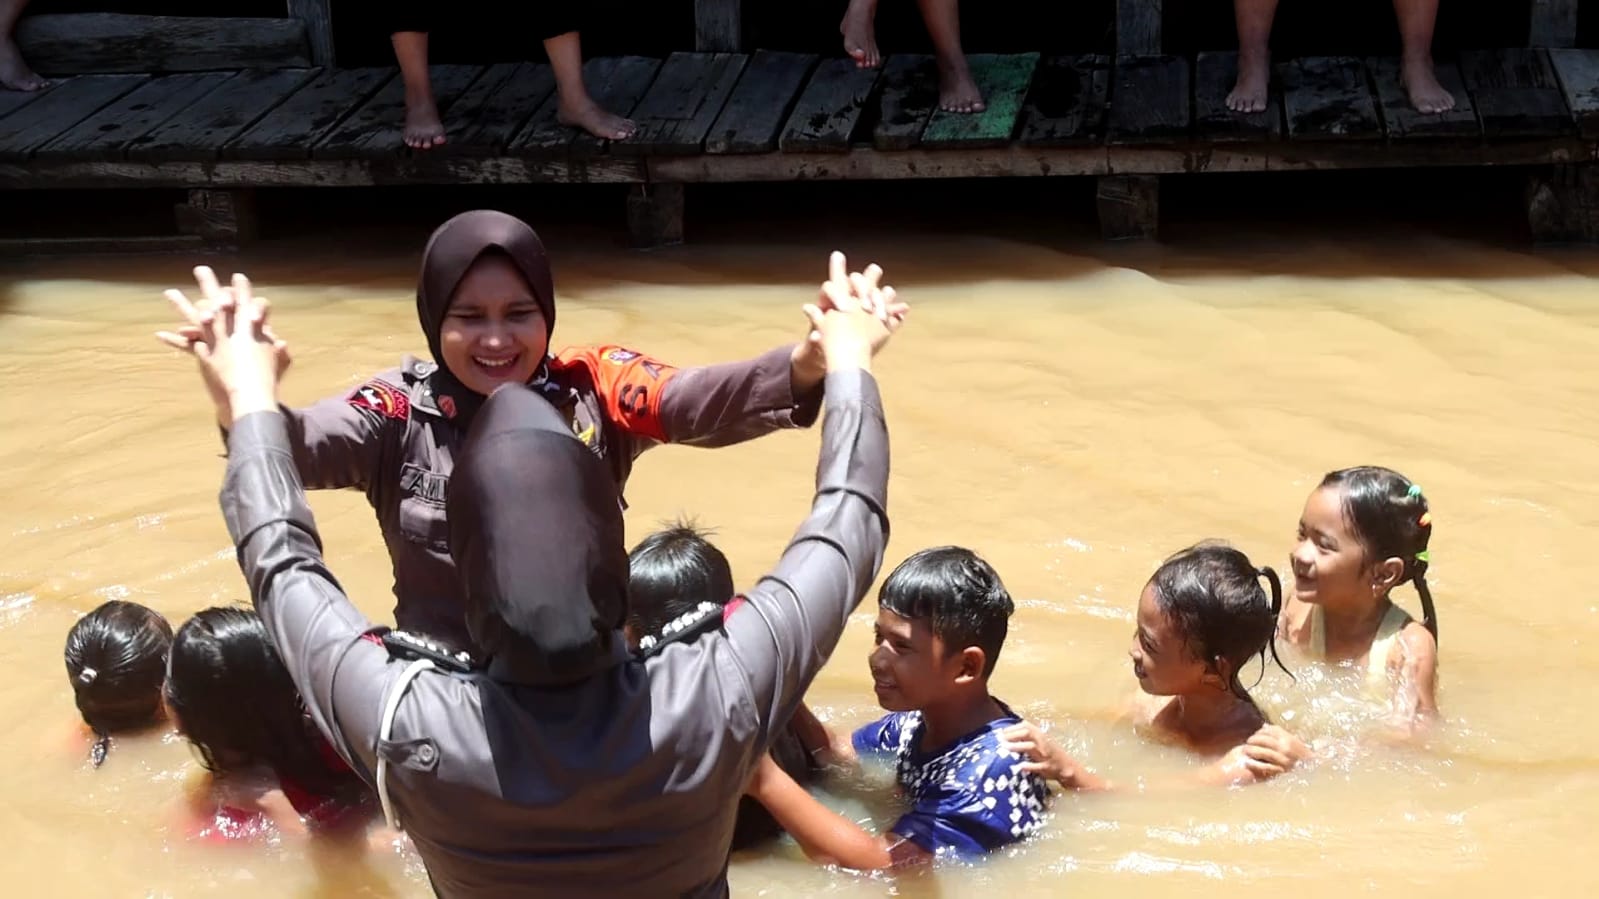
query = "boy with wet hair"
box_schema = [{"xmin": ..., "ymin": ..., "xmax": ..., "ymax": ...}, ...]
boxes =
[{"xmin": 743, "ymin": 546, "xmax": 1049, "ymax": 868}]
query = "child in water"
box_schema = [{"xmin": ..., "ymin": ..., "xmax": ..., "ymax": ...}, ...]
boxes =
[
  {"xmin": 1279, "ymin": 466, "xmax": 1439, "ymax": 732},
  {"xmin": 63, "ymin": 600, "xmax": 172, "ymax": 767},
  {"xmin": 743, "ymin": 547, "xmax": 1050, "ymax": 868},
  {"xmin": 165, "ymin": 607, "xmax": 374, "ymax": 841},
  {"xmin": 1003, "ymin": 543, "xmax": 1310, "ymax": 789}
]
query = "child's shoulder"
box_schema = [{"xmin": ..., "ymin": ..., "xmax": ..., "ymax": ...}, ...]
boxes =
[{"xmin": 1278, "ymin": 596, "xmax": 1315, "ymax": 647}]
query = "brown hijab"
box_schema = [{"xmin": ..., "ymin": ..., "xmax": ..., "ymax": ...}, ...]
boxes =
[{"xmin": 416, "ymin": 210, "xmax": 560, "ymax": 426}]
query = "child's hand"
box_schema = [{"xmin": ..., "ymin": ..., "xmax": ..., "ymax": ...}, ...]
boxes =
[
  {"xmin": 1248, "ymin": 724, "xmax": 1314, "ymax": 766},
  {"xmin": 1219, "ymin": 724, "xmax": 1310, "ymax": 784},
  {"xmin": 1000, "ymin": 720, "xmax": 1097, "ymax": 788}
]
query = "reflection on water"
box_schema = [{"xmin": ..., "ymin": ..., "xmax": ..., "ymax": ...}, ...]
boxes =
[{"xmin": 2, "ymin": 191, "xmax": 1598, "ymax": 897}]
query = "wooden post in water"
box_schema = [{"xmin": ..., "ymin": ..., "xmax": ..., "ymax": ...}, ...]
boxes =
[
  {"xmin": 286, "ymin": 0, "xmax": 336, "ymax": 67},
  {"xmin": 695, "ymin": 0, "xmax": 744, "ymax": 52},
  {"xmin": 628, "ymin": 183, "xmax": 686, "ymax": 249},
  {"xmin": 1528, "ymin": 0, "xmax": 1578, "ymax": 48},
  {"xmin": 1102, "ymin": 0, "xmax": 1163, "ymax": 239},
  {"xmin": 176, "ymin": 189, "xmax": 259, "ymax": 249}
]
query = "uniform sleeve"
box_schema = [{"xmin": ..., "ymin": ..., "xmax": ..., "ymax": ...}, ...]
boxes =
[
  {"xmin": 888, "ymin": 752, "xmax": 1050, "ymax": 858},
  {"xmin": 220, "ymin": 411, "xmax": 400, "ymax": 783},
  {"xmin": 721, "ymin": 368, "xmax": 889, "ymax": 745},
  {"xmin": 656, "ymin": 344, "xmax": 823, "ymax": 447},
  {"xmin": 221, "ymin": 378, "xmax": 393, "ymax": 491}
]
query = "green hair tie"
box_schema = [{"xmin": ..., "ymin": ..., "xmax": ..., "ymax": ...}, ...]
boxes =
[
  {"xmin": 1407, "ymin": 484, "xmax": 1423, "ymax": 498},
  {"xmin": 1415, "ymin": 550, "xmax": 1431, "ymax": 563}
]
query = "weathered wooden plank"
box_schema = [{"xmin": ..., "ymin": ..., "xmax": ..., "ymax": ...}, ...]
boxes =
[
  {"xmin": 1278, "ymin": 56, "xmax": 1382, "ymax": 140},
  {"xmin": 779, "ymin": 58, "xmax": 880, "ymax": 153},
  {"xmin": 0, "ymin": 156, "xmax": 646, "ymax": 189},
  {"xmin": 1018, "ymin": 54, "xmax": 1110, "ymax": 147},
  {"xmin": 921, "ymin": 53, "xmax": 1039, "ymax": 149},
  {"xmin": 1194, "ymin": 51, "xmax": 1280, "ymax": 141},
  {"xmin": 1549, "ymin": 49, "xmax": 1599, "ymax": 139},
  {"xmin": 0, "ymin": 88, "xmax": 42, "ymax": 122},
  {"xmin": 315, "ymin": 64, "xmax": 482, "ymax": 159},
  {"xmin": 618, "ymin": 52, "xmax": 747, "ymax": 156},
  {"xmin": 15, "ymin": 14, "xmax": 310, "ymax": 75},
  {"xmin": 1367, "ymin": 58, "xmax": 1478, "ymax": 140},
  {"xmin": 1529, "ymin": 0, "xmax": 1578, "ymax": 49},
  {"xmin": 1098, "ymin": 174, "xmax": 1159, "ymax": 239},
  {"xmin": 286, "ymin": 0, "xmax": 336, "ymax": 66},
  {"xmin": 226, "ymin": 67, "xmax": 393, "ymax": 161},
  {"xmin": 1461, "ymin": 49, "xmax": 1571, "ymax": 138},
  {"xmin": 512, "ymin": 56, "xmax": 662, "ymax": 157},
  {"xmin": 873, "ymin": 55, "xmax": 938, "ymax": 150},
  {"xmin": 34, "ymin": 72, "xmax": 234, "ymax": 162},
  {"xmin": 441, "ymin": 63, "xmax": 556, "ymax": 157},
  {"xmin": 695, "ymin": 0, "xmax": 743, "ymax": 52},
  {"xmin": 706, "ymin": 51, "xmax": 815, "ymax": 154},
  {"xmin": 0, "ymin": 75, "xmax": 148, "ymax": 160},
  {"xmin": 1108, "ymin": 55, "xmax": 1190, "ymax": 144},
  {"xmin": 125, "ymin": 68, "xmax": 318, "ymax": 162},
  {"xmin": 1117, "ymin": 0, "xmax": 1162, "ymax": 55}
]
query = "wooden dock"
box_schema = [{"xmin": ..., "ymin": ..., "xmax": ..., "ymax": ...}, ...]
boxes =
[{"xmin": 3, "ymin": 4, "xmax": 1599, "ymax": 247}]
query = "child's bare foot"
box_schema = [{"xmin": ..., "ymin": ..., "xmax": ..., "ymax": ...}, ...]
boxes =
[
  {"xmin": 1401, "ymin": 56, "xmax": 1455, "ymax": 114},
  {"xmin": 937, "ymin": 63, "xmax": 984, "ymax": 114},
  {"xmin": 403, "ymin": 95, "xmax": 446, "ymax": 149},
  {"xmin": 0, "ymin": 35, "xmax": 45, "ymax": 92},
  {"xmin": 840, "ymin": 0, "xmax": 881, "ymax": 69},
  {"xmin": 1226, "ymin": 49, "xmax": 1270, "ymax": 113},
  {"xmin": 557, "ymin": 95, "xmax": 636, "ymax": 141}
]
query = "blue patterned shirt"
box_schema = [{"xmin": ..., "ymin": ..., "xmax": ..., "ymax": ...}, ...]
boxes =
[{"xmin": 852, "ymin": 702, "xmax": 1050, "ymax": 858}]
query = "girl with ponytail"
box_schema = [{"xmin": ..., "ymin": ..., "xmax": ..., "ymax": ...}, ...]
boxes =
[{"xmin": 62, "ymin": 601, "xmax": 172, "ymax": 767}]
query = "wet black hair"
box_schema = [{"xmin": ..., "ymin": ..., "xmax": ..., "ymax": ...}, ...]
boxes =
[
  {"xmin": 878, "ymin": 546, "xmax": 1014, "ymax": 677},
  {"xmin": 1148, "ymin": 542, "xmax": 1289, "ymax": 702},
  {"xmin": 626, "ymin": 521, "xmax": 735, "ymax": 640},
  {"xmin": 164, "ymin": 607, "xmax": 342, "ymax": 796},
  {"xmin": 1318, "ymin": 466, "xmax": 1437, "ymax": 642},
  {"xmin": 63, "ymin": 600, "xmax": 172, "ymax": 767}
]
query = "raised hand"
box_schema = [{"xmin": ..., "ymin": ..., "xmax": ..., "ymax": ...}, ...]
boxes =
[
  {"xmin": 157, "ymin": 266, "xmax": 290, "ymax": 425},
  {"xmin": 156, "ymin": 270, "xmax": 284, "ymax": 423},
  {"xmin": 793, "ymin": 252, "xmax": 909, "ymax": 385}
]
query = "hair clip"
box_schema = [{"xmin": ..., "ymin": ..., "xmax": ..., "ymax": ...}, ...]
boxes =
[
  {"xmin": 1415, "ymin": 550, "xmax": 1431, "ymax": 563},
  {"xmin": 1407, "ymin": 484, "xmax": 1423, "ymax": 498},
  {"xmin": 1418, "ymin": 512, "xmax": 1432, "ymax": 527}
]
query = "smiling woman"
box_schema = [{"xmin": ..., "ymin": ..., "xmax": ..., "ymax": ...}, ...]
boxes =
[{"xmin": 436, "ymin": 252, "xmax": 550, "ymax": 395}]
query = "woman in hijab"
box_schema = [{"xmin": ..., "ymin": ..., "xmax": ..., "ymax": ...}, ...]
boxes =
[
  {"xmin": 159, "ymin": 211, "xmax": 901, "ymax": 648},
  {"xmin": 176, "ymin": 268, "xmax": 896, "ymax": 897}
]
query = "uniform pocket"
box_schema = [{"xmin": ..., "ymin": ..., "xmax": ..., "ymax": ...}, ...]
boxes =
[{"xmin": 398, "ymin": 495, "xmax": 451, "ymax": 551}]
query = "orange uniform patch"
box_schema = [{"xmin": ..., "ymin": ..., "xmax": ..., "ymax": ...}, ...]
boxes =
[{"xmin": 554, "ymin": 345, "xmax": 679, "ymax": 441}]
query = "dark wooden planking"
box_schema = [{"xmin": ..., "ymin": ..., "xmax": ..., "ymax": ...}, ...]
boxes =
[
  {"xmin": 1529, "ymin": 0, "xmax": 1579, "ymax": 49},
  {"xmin": 1277, "ymin": 56, "xmax": 1382, "ymax": 140},
  {"xmin": 1366, "ymin": 58, "xmax": 1478, "ymax": 140},
  {"xmin": 315, "ymin": 64, "xmax": 481, "ymax": 158},
  {"xmin": 873, "ymin": 54, "xmax": 938, "ymax": 150},
  {"xmin": 441, "ymin": 63, "xmax": 557, "ymax": 157},
  {"xmin": 778, "ymin": 58, "xmax": 880, "ymax": 153},
  {"xmin": 618, "ymin": 53, "xmax": 746, "ymax": 156},
  {"xmin": 0, "ymin": 87, "xmax": 43, "ymax": 122},
  {"xmin": 1018, "ymin": 54, "xmax": 1110, "ymax": 147},
  {"xmin": 1193, "ymin": 51, "xmax": 1280, "ymax": 141},
  {"xmin": 286, "ymin": 0, "xmax": 336, "ymax": 66},
  {"xmin": 1461, "ymin": 49, "xmax": 1571, "ymax": 137},
  {"xmin": 695, "ymin": 0, "xmax": 743, "ymax": 52},
  {"xmin": 34, "ymin": 72, "xmax": 229, "ymax": 162},
  {"xmin": 1549, "ymin": 49, "xmax": 1599, "ymax": 138},
  {"xmin": 1108, "ymin": 55, "xmax": 1190, "ymax": 144},
  {"xmin": 705, "ymin": 50, "xmax": 815, "ymax": 154},
  {"xmin": 1116, "ymin": 0, "xmax": 1162, "ymax": 55},
  {"xmin": 921, "ymin": 53, "xmax": 1039, "ymax": 149},
  {"xmin": 16, "ymin": 14, "xmax": 309, "ymax": 74},
  {"xmin": 512, "ymin": 56, "xmax": 662, "ymax": 156},
  {"xmin": 125, "ymin": 68, "xmax": 317, "ymax": 162},
  {"xmin": 225, "ymin": 67, "xmax": 392, "ymax": 161},
  {"xmin": 0, "ymin": 75, "xmax": 147, "ymax": 160}
]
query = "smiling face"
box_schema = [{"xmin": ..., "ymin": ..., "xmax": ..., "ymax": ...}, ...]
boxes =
[
  {"xmin": 1290, "ymin": 485, "xmax": 1375, "ymax": 610},
  {"xmin": 869, "ymin": 607, "xmax": 964, "ymax": 713},
  {"xmin": 437, "ymin": 253, "xmax": 550, "ymax": 396},
  {"xmin": 1129, "ymin": 582, "xmax": 1218, "ymax": 697}
]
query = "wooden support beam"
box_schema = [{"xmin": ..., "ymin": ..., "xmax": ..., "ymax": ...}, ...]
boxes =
[
  {"xmin": 1526, "ymin": 164, "xmax": 1599, "ymax": 243},
  {"xmin": 1528, "ymin": 0, "xmax": 1578, "ymax": 49},
  {"xmin": 16, "ymin": 14, "xmax": 312, "ymax": 75},
  {"xmin": 175, "ymin": 188, "xmax": 258, "ymax": 248},
  {"xmin": 1096, "ymin": 174, "xmax": 1159, "ymax": 240},
  {"xmin": 695, "ymin": 0, "xmax": 743, "ymax": 52},
  {"xmin": 627, "ymin": 183, "xmax": 685, "ymax": 248},
  {"xmin": 1116, "ymin": 0, "xmax": 1162, "ymax": 56},
  {"xmin": 286, "ymin": 0, "xmax": 336, "ymax": 67}
]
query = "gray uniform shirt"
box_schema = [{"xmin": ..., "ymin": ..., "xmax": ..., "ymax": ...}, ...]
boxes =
[{"xmin": 222, "ymin": 369, "xmax": 889, "ymax": 898}]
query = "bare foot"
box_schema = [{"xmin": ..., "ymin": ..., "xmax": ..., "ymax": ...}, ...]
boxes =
[
  {"xmin": 0, "ymin": 35, "xmax": 46, "ymax": 92},
  {"xmin": 937, "ymin": 63, "xmax": 984, "ymax": 114},
  {"xmin": 1226, "ymin": 50, "xmax": 1270, "ymax": 113},
  {"xmin": 840, "ymin": 0, "xmax": 881, "ymax": 69},
  {"xmin": 403, "ymin": 95, "xmax": 446, "ymax": 150},
  {"xmin": 1402, "ymin": 56, "xmax": 1455, "ymax": 114},
  {"xmin": 557, "ymin": 96, "xmax": 636, "ymax": 141}
]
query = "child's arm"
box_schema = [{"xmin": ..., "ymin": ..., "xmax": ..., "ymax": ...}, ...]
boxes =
[
  {"xmin": 788, "ymin": 703, "xmax": 857, "ymax": 768},
  {"xmin": 998, "ymin": 721, "xmax": 1112, "ymax": 791},
  {"xmin": 1384, "ymin": 625, "xmax": 1440, "ymax": 737},
  {"xmin": 745, "ymin": 754, "xmax": 931, "ymax": 870},
  {"xmin": 1200, "ymin": 725, "xmax": 1311, "ymax": 785}
]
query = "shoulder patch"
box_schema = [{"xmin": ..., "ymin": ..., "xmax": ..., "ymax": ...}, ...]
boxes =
[
  {"xmin": 603, "ymin": 348, "xmax": 641, "ymax": 364},
  {"xmin": 348, "ymin": 381, "xmax": 410, "ymax": 420}
]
